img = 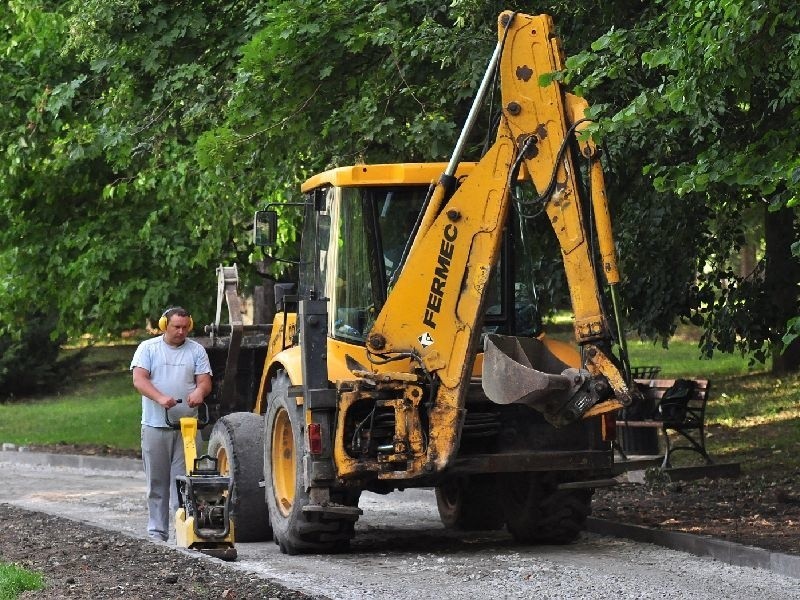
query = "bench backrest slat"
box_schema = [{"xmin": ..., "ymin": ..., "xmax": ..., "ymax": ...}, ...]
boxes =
[{"xmin": 634, "ymin": 378, "xmax": 709, "ymax": 407}]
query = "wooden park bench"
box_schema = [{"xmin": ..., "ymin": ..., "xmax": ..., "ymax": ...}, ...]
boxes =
[{"xmin": 615, "ymin": 378, "xmax": 712, "ymax": 468}]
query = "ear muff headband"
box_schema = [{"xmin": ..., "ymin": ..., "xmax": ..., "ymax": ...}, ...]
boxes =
[{"xmin": 158, "ymin": 308, "xmax": 194, "ymax": 332}]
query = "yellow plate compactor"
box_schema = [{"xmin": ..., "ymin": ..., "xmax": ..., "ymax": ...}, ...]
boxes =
[{"xmin": 167, "ymin": 403, "xmax": 237, "ymax": 561}]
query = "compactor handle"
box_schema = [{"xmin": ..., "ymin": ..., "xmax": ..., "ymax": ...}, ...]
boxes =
[{"xmin": 164, "ymin": 400, "xmax": 210, "ymax": 429}]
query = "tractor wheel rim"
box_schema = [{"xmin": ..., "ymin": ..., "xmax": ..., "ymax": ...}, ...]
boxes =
[
  {"xmin": 272, "ymin": 407, "xmax": 296, "ymax": 517},
  {"xmin": 216, "ymin": 446, "xmax": 229, "ymax": 477}
]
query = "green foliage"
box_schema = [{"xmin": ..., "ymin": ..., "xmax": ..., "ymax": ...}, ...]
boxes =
[
  {"xmin": 202, "ymin": 0, "xmax": 485, "ymax": 185},
  {"xmin": 783, "ymin": 316, "xmax": 800, "ymax": 346},
  {"xmin": 1, "ymin": 0, "xmax": 798, "ymax": 373},
  {"xmin": 0, "ymin": 562, "xmax": 44, "ymax": 599},
  {"xmin": 564, "ymin": 0, "xmax": 800, "ymax": 367},
  {"xmin": 0, "ymin": 1, "xmax": 271, "ymax": 336},
  {"xmin": 0, "ymin": 310, "xmax": 86, "ymax": 399}
]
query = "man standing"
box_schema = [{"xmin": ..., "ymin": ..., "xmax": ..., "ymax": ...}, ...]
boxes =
[{"xmin": 131, "ymin": 306, "xmax": 212, "ymax": 542}]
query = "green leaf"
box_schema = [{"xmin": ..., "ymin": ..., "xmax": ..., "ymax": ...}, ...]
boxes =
[{"xmin": 538, "ymin": 71, "xmax": 559, "ymax": 87}]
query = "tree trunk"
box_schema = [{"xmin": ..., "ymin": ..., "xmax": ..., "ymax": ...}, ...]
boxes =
[
  {"xmin": 253, "ymin": 281, "xmax": 276, "ymax": 326},
  {"xmin": 739, "ymin": 243, "xmax": 756, "ymax": 278},
  {"xmin": 764, "ymin": 205, "xmax": 800, "ymax": 374},
  {"xmin": 253, "ymin": 261, "xmax": 276, "ymax": 326}
]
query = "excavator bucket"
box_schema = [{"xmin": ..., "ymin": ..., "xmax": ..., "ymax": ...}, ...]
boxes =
[{"xmin": 482, "ymin": 334, "xmax": 601, "ymax": 427}]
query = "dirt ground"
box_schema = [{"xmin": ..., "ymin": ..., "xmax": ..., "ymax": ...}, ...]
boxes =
[
  {"xmin": 0, "ymin": 504, "xmax": 320, "ymax": 599},
  {"xmin": 593, "ymin": 471, "xmax": 800, "ymax": 555},
  {"xmin": 2, "ymin": 443, "xmax": 797, "ymax": 598}
]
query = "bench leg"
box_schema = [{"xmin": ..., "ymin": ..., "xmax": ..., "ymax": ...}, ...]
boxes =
[
  {"xmin": 661, "ymin": 429, "xmax": 672, "ymax": 468},
  {"xmin": 613, "ymin": 440, "xmax": 628, "ymax": 461},
  {"xmin": 677, "ymin": 425, "xmax": 713, "ymax": 464},
  {"xmin": 662, "ymin": 426, "xmax": 713, "ymax": 467}
]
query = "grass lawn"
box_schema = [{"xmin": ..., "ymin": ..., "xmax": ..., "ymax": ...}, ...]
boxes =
[
  {"xmin": 701, "ymin": 372, "xmax": 800, "ymax": 475},
  {"xmin": 0, "ymin": 335, "xmax": 797, "ymax": 476},
  {"xmin": 626, "ymin": 337, "xmax": 763, "ymax": 379},
  {"xmin": 0, "ymin": 562, "xmax": 44, "ymax": 599},
  {"xmin": 622, "ymin": 333, "xmax": 799, "ymax": 474},
  {"xmin": 0, "ymin": 344, "xmax": 141, "ymax": 451}
]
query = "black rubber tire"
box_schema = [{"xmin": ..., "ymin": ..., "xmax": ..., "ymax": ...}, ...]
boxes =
[
  {"xmin": 264, "ymin": 372, "xmax": 359, "ymax": 555},
  {"xmin": 208, "ymin": 412, "xmax": 271, "ymax": 542},
  {"xmin": 435, "ymin": 475, "xmax": 505, "ymax": 531},
  {"xmin": 500, "ymin": 471, "xmax": 592, "ymax": 544}
]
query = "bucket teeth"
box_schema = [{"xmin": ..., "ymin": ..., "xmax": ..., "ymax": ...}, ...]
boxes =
[{"xmin": 582, "ymin": 399, "xmax": 624, "ymax": 418}]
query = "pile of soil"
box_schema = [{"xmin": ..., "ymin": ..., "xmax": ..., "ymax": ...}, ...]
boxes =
[{"xmin": 0, "ymin": 505, "xmax": 317, "ymax": 600}]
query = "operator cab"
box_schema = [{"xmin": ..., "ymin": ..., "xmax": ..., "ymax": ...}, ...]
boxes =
[{"xmin": 256, "ymin": 163, "xmax": 542, "ymax": 346}]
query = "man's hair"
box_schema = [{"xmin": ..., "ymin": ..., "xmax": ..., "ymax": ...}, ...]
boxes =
[
  {"xmin": 163, "ymin": 306, "xmax": 190, "ymax": 322},
  {"xmin": 158, "ymin": 306, "xmax": 193, "ymax": 334}
]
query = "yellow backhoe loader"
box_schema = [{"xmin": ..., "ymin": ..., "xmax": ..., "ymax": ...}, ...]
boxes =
[{"xmin": 203, "ymin": 11, "xmax": 637, "ymax": 554}]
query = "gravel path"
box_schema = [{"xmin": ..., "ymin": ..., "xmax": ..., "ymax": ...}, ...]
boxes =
[{"xmin": 1, "ymin": 460, "xmax": 798, "ymax": 599}]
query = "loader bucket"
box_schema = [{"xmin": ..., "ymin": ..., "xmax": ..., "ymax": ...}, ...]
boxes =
[{"xmin": 481, "ymin": 334, "xmax": 597, "ymax": 427}]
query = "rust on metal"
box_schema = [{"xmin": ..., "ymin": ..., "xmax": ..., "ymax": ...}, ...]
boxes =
[{"xmin": 515, "ymin": 64, "xmax": 534, "ymax": 82}]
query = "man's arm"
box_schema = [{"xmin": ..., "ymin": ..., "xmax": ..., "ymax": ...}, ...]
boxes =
[
  {"xmin": 132, "ymin": 366, "xmax": 178, "ymax": 409},
  {"xmin": 187, "ymin": 373, "xmax": 212, "ymax": 408}
]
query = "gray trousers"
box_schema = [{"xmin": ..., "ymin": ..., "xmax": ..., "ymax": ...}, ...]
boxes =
[{"xmin": 141, "ymin": 425, "xmax": 201, "ymax": 540}]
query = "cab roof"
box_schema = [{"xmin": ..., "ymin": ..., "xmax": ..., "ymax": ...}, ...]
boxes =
[{"xmin": 300, "ymin": 163, "xmax": 479, "ymax": 192}]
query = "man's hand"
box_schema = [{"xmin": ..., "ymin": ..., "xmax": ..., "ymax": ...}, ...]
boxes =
[
  {"xmin": 186, "ymin": 389, "xmax": 205, "ymax": 408},
  {"xmin": 189, "ymin": 373, "xmax": 212, "ymax": 408},
  {"xmin": 158, "ymin": 395, "xmax": 178, "ymax": 409},
  {"xmin": 133, "ymin": 367, "xmax": 177, "ymax": 409}
]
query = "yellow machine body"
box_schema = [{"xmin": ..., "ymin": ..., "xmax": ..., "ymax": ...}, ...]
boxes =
[
  {"xmin": 254, "ymin": 13, "xmax": 633, "ymax": 479},
  {"xmin": 208, "ymin": 11, "xmax": 640, "ymax": 555},
  {"xmin": 174, "ymin": 416, "xmax": 236, "ymax": 560}
]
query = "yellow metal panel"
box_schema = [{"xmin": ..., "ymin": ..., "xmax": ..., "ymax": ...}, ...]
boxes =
[
  {"xmin": 539, "ymin": 334, "xmax": 581, "ymax": 369},
  {"xmin": 367, "ymin": 136, "xmax": 516, "ymax": 388},
  {"xmin": 363, "ymin": 133, "xmax": 516, "ymax": 472},
  {"xmin": 254, "ymin": 312, "xmax": 298, "ymax": 414},
  {"xmin": 301, "ymin": 162, "xmax": 476, "ymax": 192},
  {"xmin": 174, "ymin": 508, "xmax": 235, "ymax": 548},
  {"xmin": 499, "ymin": 12, "xmax": 610, "ymax": 343},
  {"xmin": 179, "ymin": 417, "xmax": 198, "ymax": 474},
  {"xmin": 565, "ymin": 93, "xmax": 620, "ymax": 286}
]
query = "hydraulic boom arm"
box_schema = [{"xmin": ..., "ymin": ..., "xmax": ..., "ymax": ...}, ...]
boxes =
[{"xmin": 365, "ymin": 12, "xmax": 633, "ymax": 471}]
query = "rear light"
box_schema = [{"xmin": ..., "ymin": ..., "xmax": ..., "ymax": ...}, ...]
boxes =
[
  {"xmin": 601, "ymin": 412, "xmax": 617, "ymax": 442},
  {"xmin": 308, "ymin": 423, "xmax": 323, "ymax": 455}
]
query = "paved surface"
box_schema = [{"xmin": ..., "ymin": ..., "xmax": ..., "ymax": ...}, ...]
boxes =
[{"xmin": 1, "ymin": 449, "xmax": 798, "ymax": 599}]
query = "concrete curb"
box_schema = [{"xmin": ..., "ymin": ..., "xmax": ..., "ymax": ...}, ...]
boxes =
[
  {"xmin": 586, "ymin": 517, "xmax": 800, "ymax": 580},
  {"xmin": 0, "ymin": 449, "xmax": 142, "ymax": 472}
]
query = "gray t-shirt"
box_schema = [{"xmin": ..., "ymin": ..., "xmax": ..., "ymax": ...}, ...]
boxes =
[{"xmin": 130, "ymin": 336, "xmax": 213, "ymax": 427}]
